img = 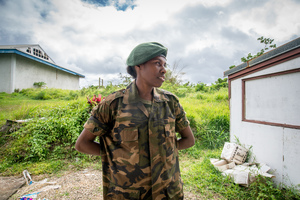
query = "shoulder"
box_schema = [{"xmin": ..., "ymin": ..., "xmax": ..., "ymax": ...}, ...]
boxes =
[
  {"xmin": 155, "ymin": 88, "xmax": 179, "ymax": 102},
  {"xmin": 102, "ymin": 89, "xmax": 125, "ymax": 105}
]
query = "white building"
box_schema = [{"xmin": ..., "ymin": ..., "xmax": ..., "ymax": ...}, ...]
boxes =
[
  {"xmin": 0, "ymin": 44, "xmax": 85, "ymax": 93},
  {"xmin": 224, "ymin": 37, "xmax": 300, "ymax": 188}
]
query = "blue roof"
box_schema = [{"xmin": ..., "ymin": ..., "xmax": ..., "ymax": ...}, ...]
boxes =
[{"xmin": 0, "ymin": 48, "xmax": 85, "ymax": 78}]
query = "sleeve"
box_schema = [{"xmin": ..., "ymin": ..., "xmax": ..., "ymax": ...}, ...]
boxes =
[
  {"xmin": 83, "ymin": 100, "xmax": 114, "ymax": 136},
  {"xmin": 173, "ymin": 98, "xmax": 190, "ymax": 132}
]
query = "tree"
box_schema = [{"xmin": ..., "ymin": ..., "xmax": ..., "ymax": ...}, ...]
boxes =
[
  {"xmin": 210, "ymin": 78, "xmax": 228, "ymax": 90},
  {"xmin": 119, "ymin": 73, "xmax": 133, "ymax": 86},
  {"xmin": 229, "ymin": 36, "xmax": 277, "ymax": 69}
]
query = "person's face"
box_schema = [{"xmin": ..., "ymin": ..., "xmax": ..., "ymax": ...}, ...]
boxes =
[{"xmin": 137, "ymin": 56, "xmax": 167, "ymax": 88}]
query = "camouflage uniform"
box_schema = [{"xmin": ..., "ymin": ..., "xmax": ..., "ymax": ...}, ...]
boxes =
[{"xmin": 84, "ymin": 81, "xmax": 189, "ymax": 200}]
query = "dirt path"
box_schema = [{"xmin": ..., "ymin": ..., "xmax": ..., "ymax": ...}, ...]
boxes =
[{"xmin": 8, "ymin": 168, "xmax": 202, "ymax": 200}]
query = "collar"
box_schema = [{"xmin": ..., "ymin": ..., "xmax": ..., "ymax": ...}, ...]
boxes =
[{"xmin": 122, "ymin": 81, "xmax": 169, "ymax": 104}]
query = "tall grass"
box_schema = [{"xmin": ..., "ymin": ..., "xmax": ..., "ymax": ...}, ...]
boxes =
[
  {"xmin": 0, "ymin": 83, "xmax": 229, "ymax": 172},
  {"xmin": 1, "ymin": 82, "xmax": 299, "ymax": 199},
  {"xmin": 0, "ymin": 92, "xmax": 74, "ymax": 125},
  {"xmin": 180, "ymin": 88, "xmax": 230, "ymax": 151}
]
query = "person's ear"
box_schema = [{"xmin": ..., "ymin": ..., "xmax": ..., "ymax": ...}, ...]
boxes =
[{"xmin": 135, "ymin": 65, "xmax": 140, "ymax": 71}]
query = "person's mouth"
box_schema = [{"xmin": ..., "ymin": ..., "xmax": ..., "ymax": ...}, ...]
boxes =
[{"xmin": 158, "ymin": 76, "xmax": 165, "ymax": 82}]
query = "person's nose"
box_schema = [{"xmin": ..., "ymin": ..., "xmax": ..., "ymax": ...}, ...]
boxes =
[{"xmin": 161, "ymin": 66, "xmax": 166, "ymax": 74}]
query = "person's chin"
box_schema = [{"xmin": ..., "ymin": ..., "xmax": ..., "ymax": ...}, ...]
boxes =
[{"xmin": 154, "ymin": 82, "xmax": 163, "ymax": 88}]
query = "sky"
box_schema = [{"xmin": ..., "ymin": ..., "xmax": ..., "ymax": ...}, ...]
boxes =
[{"xmin": 0, "ymin": 0, "xmax": 299, "ymax": 87}]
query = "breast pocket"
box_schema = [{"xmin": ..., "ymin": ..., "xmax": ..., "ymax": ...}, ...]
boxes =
[
  {"xmin": 112, "ymin": 128, "xmax": 139, "ymax": 166},
  {"xmin": 110, "ymin": 128, "xmax": 141, "ymax": 187}
]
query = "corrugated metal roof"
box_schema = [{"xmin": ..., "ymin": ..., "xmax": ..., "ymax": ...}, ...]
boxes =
[
  {"xmin": 224, "ymin": 37, "xmax": 300, "ymax": 77},
  {"xmin": 0, "ymin": 44, "xmax": 85, "ymax": 78}
]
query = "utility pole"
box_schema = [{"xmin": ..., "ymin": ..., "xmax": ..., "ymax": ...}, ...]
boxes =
[{"xmin": 99, "ymin": 77, "xmax": 104, "ymax": 88}]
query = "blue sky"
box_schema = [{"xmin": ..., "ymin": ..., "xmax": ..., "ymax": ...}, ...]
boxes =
[
  {"xmin": 82, "ymin": 0, "xmax": 136, "ymax": 10},
  {"xmin": 0, "ymin": 0, "xmax": 299, "ymax": 87}
]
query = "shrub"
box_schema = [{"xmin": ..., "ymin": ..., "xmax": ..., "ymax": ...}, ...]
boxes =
[
  {"xmin": 2, "ymin": 100, "xmax": 90, "ymax": 163},
  {"xmin": 195, "ymin": 82, "xmax": 208, "ymax": 92},
  {"xmin": 33, "ymin": 82, "xmax": 46, "ymax": 88}
]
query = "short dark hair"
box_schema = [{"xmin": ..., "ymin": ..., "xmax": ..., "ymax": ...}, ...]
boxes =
[{"xmin": 127, "ymin": 66, "xmax": 137, "ymax": 79}]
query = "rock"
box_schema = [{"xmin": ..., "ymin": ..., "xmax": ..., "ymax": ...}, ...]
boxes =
[{"xmin": 0, "ymin": 176, "xmax": 25, "ymax": 200}]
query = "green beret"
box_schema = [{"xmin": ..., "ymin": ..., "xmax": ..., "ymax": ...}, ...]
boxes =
[{"xmin": 126, "ymin": 42, "xmax": 168, "ymax": 66}]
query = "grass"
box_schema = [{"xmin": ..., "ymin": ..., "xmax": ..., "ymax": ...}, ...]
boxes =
[
  {"xmin": 0, "ymin": 85, "xmax": 299, "ymax": 199},
  {"xmin": 0, "ymin": 92, "xmax": 74, "ymax": 126},
  {"xmin": 180, "ymin": 152, "xmax": 300, "ymax": 199}
]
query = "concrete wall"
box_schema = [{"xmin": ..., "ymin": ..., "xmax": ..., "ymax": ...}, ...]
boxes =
[
  {"xmin": 0, "ymin": 54, "xmax": 14, "ymax": 93},
  {"xmin": 230, "ymin": 57, "xmax": 300, "ymax": 187},
  {"xmin": 0, "ymin": 54, "xmax": 80, "ymax": 93}
]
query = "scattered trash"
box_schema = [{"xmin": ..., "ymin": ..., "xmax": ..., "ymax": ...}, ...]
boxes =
[
  {"xmin": 19, "ymin": 192, "xmax": 39, "ymax": 199},
  {"xmin": 23, "ymin": 170, "xmax": 34, "ymax": 185},
  {"xmin": 17, "ymin": 170, "xmax": 61, "ymax": 200},
  {"xmin": 211, "ymin": 142, "xmax": 275, "ymax": 187}
]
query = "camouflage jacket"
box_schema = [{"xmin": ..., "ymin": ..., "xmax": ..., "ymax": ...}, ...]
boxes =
[{"xmin": 84, "ymin": 81, "xmax": 189, "ymax": 200}]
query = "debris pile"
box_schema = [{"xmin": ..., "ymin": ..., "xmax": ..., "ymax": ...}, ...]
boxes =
[{"xmin": 211, "ymin": 142, "xmax": 275, "ymax": 187}]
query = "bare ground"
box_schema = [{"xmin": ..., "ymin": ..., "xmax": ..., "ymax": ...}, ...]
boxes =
[{"xmin": 8, "ymin": 168, "xmax": 203, "ymax": 200}]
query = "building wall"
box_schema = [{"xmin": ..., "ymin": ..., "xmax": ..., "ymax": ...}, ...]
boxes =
[
  {"xmin": 230, "ymin": 57, "xmax": 300, "ymax": 187},
  {"xmin": 0, "ymin": 54, "xmax": 80, "ymax": 93},
  {"xmin": 0, "ymin": 54, "xmax": 14, "ymax": 93}
]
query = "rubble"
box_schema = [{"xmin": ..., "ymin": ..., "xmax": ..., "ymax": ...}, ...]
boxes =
[{"xmin": 211, "ymin": 142, "xmax": 275, "ymax": 187}]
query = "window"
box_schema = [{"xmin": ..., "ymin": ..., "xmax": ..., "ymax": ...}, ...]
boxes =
[
  {"xmin": 33, "ymin": 48, "xmax": 49, "ymax": 60},
  {"xmin": 26, "ymin": 47, "xmax": 31, "ymax": 53}
]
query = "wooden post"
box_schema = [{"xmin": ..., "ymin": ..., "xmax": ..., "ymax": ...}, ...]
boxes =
[{"xmin": 99, "ymin": 77, "xmax": 101, "ymax": 88}]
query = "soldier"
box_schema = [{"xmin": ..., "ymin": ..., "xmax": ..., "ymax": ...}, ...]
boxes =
[{"xmin": 75, "ymin": 42, "xmax": 195, "ymax": 200}]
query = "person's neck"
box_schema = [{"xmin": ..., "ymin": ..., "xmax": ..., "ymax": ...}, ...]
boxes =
[{"xmin": 135, "ymin": 79, "xmax": 153, "ymax": 101}]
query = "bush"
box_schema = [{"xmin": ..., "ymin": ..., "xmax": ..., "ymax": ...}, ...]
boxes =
[
  {"xmin": 195, "ymin": 82, "xmax": 208, "ymax": 92},
  {"xmin": 2, "ymin": 100, "xmax": 90, "ymax": 164},
  {"xmin": 33, "ymin": 82, "xmax": 46, "ymax": 88}
]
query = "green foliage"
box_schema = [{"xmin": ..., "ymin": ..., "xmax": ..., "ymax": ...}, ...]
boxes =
[
  {"xmin": 0, "ymin": 93, "xmax": 61, "ymax": 125},
  {"xmin": 210, "ymin": 78, "xmax": 228, "ymax": 91},
  {"xmin": 195, "ymin": 82, "xmax": 208, "ymax": 92},
  {"xmin": 195, "ymin": 78, "xmax": 228, "ymax": 93},
  {"xmin": 229, "ymin": 36, "xmax": 277, "ymax": 69},
  {"xmin": 119, "ymin": 73, "xmax": 133, "ymax": 86},
  {"xmin": 0, "ymin": 79, "xmax": 299, "ymax": 199},
  {"xmin": 33, "ymin": 81, "xmax": 46, "ymax": 88},
  {"xmin": 160, "ymin": 80, "xmax": 194, "ymax": 98},
  {"xmin": 241, "ymin": 36, "xmax": 277, "ymax": 63},
  {"xmin": 20, "ymin": 88, "xmax": 80, "ymax": 100},
  {"xmin": 180, "ymin": 87, "xmax": 230, "ymax": 150},
  {"xmin": 1, "ymin": 100, "xmax": 90, "ymax": 166},
  {"xmin": 181, "ymin": 155, "xmax": 300, "ymax": 199}
]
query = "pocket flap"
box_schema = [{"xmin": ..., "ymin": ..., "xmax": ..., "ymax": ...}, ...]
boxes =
[{"xmin": 121, "ymin": 128, "xmax": 139, "ymax": 141}]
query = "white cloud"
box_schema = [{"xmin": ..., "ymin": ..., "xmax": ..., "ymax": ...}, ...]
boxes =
[
  {"xmin": 228, "ymin": 0, "xmax": 300, "ymax": 42},
  {"xmin": 0, "ymin": 0, "xmax": 299, "ymax": 86}
]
